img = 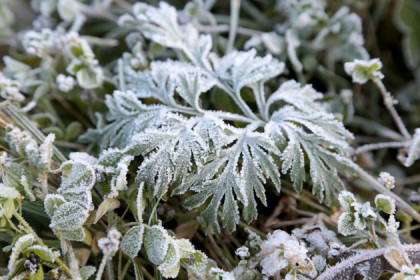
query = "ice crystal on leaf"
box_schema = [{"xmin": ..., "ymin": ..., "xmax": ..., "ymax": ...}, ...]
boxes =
[{"xmin": 81, "ymin": 1, "xmax": 357, "ymax": 233}]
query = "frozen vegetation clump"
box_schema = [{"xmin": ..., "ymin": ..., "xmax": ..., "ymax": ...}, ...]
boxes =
[{"xmin": 1, "ymin": 0, "xmax": 420, "ymax": 279}]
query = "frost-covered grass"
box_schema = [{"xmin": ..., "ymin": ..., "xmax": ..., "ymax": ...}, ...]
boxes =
[{"xmin": 1, "ymin": 0, "xmax": 420, "ymax": 279}]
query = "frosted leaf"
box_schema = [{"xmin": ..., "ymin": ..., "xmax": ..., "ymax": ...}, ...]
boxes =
[
  {"xmin": 79, "ymin": 90, "xmax": 167, "ymax": 149},
  {"xmin": 94, "ymin": 198, "xmax": 120, "ymax": 224},
  {"xmin": 137, "ymin": 182, "xmax": 145, "ymax": 223},
  {"xmin": 404, "ymin": 128, "xmax": 420, "ymax": 167},
  {"xmin": 0, "ymin": 184, "xmax": 20, "ymax": 199},
  {"xmin": 58, "ymin": 160, "xmax": 95, "ymax": 209},
  {"xmin": 50, "ymin": 202, "xmax": 89, "ymax": 231},
  {"xmin": 386, "ymin": 215, "xmax": 400, "ymax": 234},
  {"xmin": 57, "ymin": 0, "xmax": 79, "ymax": 21},
  {"xmin": 264, "ymin": 82, "xmax": 356, "ymax": 204},
  {"xmin": 80, "ymin": 266, "xmax": 96, "ymax": 280},
  {"xmin": 375, "ymin": 194, "xmax": 396, "ymax": 215},
  {"xmin": 124, "ymin": 2, "xmax": 184, "ymax": 50},
  {"xmin": 267, "ymin": 110, "xmax": 355, "ymax": 203},
  {"xmin": 175, "ymin": 238, "xmax": 196, "ymax": 259},
  {"xmin": 5, "ymin": 125, "xmax": 52, "ymax": 170},
  {"xmin": 23, "ymin": 245, "xmax": 58, "ymax": 262},
  {"xmin": 121, "ymin": 225, "xmax": 145, "ymax": 259},
  {"xmin": 57, "ymin": 227, "xmax": 85, "ymax": 241},
  {"xmin": 390, "ymin": 264, "xmax": 420, "ymax": 279},
  {"xmin": 44, "ymin": 194, "xmax": 67, "ymax": 218},
  {"xmin": 7, "ymin": 234, "xmax": 35, "ymax": 274},
  {"xmin": 158, "ymin": 243, "xmax": 181, "ymax": 278},
  {"xmin": 213, "ymin": 49, "xmax": 284, "ymax": 93},
  {"xmin": 344, "ymin": 58, "xmax": 384, "ymax": 84},
  {"xmin": 76, "ymin": 67, "xmax": 103, "ymax": 89},
  {"xmin": 312, "ymin": 255, "xmax": 327, "ymax": 273},
  {"xmin": 210, "ymin": 268, "xmax": 236, "ymax": 280},
  {"xmin": 133, "ymin": 116, "xmax": 209, "ymax": 199},
  {"xmin": 38, "ymin": 133, "xmax": 55, "ymax": 172},
  {"xmin": 244, "ymin": 32, "xmax": 284, "ymax": 55},
  {"xmin": 337, "ymin": 213, "xmax": 357, "ymax": 236},
  {"xmin": 286, "ymin": 30, "xmax": 303, "ymax": 72},
  {"xmin": 175, "ymin": 70, "xmax": 215, "ymax": 110},
  {"xmin": 385, "ymin": 248, "xmax": 406, "ymax": 271},
  {"xmin": 97, "ymin": 149, "xmax": 134, "ymax": 198},
  {"xmin": 144, "ymin": 225, "xmax": 170, "ymax": 265},
  {"xmin": 18, "ymin": 174, "xmax": 35, "ymax": 202},
  {"xmin": 338, "ymin": 191, "xmax": 356, "ymax": 212}
]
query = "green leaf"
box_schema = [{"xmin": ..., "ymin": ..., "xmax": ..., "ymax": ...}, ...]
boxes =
[
  {"xmin": 50, "ymin": 202, "xmax": 89, "ymax": 231},
  {"xmin": 121, "ymin": 225, "xmax": 145, "ymax": 259},
  {"xmin": 29, "ymin": 264, "xmax": 44, "ymax": 280},
  {"xmin": 158, "ymin": 243, "xmax": 180, "ymax": 278},
  {"xmin": 338, "ymin": 191, "xmax": 356, "ymax": 212},
  {"xmin": 94, "ymin": 198, "xmax": 120, "ymax": 224},
  {"xmin": 65, "ymin": 122, "xmax": 83, "ymax": 141},
  {"xmin": 57, "ymin": 227, "xmax": 86, "ymax": 241},
  {"xmin": 23, "ymin": 245, "xmax": 57, "ymax": 262},
  {"xmin": 4, "ymin": 163, "xmax": 35, "ymax": 201},
  {"xmin": 44, "ymin": 194, "xmax": 67, "ymax": 218},
  {"xmin": 76, "ymin": 67, "xmax": 103, "ymax": 89},
  {"xmin": 58, "ymin": 160, "xmax": 95, "ymax": 209},
  {"xmin": 375, "ymin": 194, "xmax": 395, "ymax": 215},
  {"xmin": 337, "ymin": 213, "xmax": 357, "ymax": 236},
  {"xmin": 0, "ymin": 184, "xmax": 20, "ymax": 199},
  {"xmin": 8, "ymin": 234, "xmax": 35, "ymax": 274},
  {"xmin": 144, "ymin": 225, "xmax": 170, "ymax": 265},
  {"xmin": 3, "ymin": 198, "xmax": 16, "ymax": 219}
]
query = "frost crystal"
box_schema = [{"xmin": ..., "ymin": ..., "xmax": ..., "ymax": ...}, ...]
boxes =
[
  {"xmin": 344, "ymin": 58, "xmax": 384, "ymax": 84},
  {"xmin": 98, "ymin": 228, "xmax": 122, "ymax": 255},
  {"xmin": 56, "ymin": 74, "xmax": 75, "ymax": 92},
  {"xmin": 258, "ymin": 230, "xmax": 309, "ymax": 276}
]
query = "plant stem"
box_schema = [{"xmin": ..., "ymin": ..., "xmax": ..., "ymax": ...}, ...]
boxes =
[
  {"xmin": 317, "ymin": 244, "xmax": 420, "ymax": 280},
  {"xmin": 373, "ymin": 78, "xmax": 411, "ymax": 140},
  {"xmin": 227, "ymin": 0, "xmax": 240, "ymax": 53},
  {"xmin": 354, "ymin": 141, "xmax": 409, "ymax": 154},
  {"xmin": 119, "ymin": 259, "xmax": 132, "ymax": 280},
  {"xmin": 196, "ymin": 24, "xmax": 263, "ymax": 36},
  {"xmin": 96, "ymin": 254, "xmax": 110, "ymax": 280}
]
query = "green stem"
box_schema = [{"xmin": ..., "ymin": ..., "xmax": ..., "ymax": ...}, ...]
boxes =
[{"xmin": 119, "ymin": 259, "xmax": 132, "ymax": 280}]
